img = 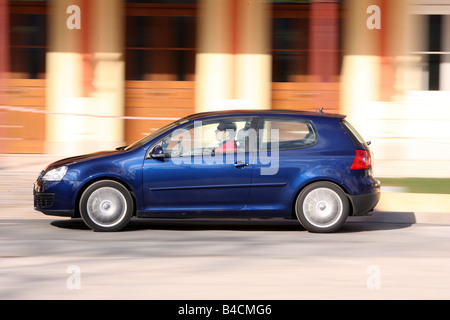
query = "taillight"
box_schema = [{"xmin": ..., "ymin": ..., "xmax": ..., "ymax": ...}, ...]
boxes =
[{"xmin": 350, "ymin": 150, "xmax": 372, "ymax": 169}]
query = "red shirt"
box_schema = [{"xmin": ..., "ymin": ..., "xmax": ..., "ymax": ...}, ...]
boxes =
[{"xmin": 215, "ymin": 139, "xmax": 237, "ymax": 153}]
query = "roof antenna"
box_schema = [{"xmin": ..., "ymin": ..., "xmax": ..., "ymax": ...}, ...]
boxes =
[{"xmin": 317, "ymin": 107, "xmax": 324, "ymax": 113}]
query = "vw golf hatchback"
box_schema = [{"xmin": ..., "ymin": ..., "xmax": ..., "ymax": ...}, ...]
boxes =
[{"xmin": 34, "ymin": 109, "xmax": 380, "ymax": 233}]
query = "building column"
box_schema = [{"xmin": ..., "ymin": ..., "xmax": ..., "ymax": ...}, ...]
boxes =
[
  {"xmin": 234, "ymin": 0, "xmax": 272, "ymax": 110},
  {"xmin": 195, "ymin": 0, "xmax": 271, "ymax": 113},
  {"xmin": 341, "ymin": 0, "xmax": 382, "ymax": 126},
  {"xmin": 46, "ymin": 0, "xmax": 124, "ymax": 156},
  {"xmin": 90, "ymin": 0, "xmax": 125, "ymax": 150},
  {"xmin": 195, "ymin": 0, "xmax": 233, "ymax": 113}
]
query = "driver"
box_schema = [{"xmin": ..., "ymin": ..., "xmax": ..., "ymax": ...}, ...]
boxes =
[{"xmin": 214, "ymin": 120, "xmax": 237, "ymax": 153}]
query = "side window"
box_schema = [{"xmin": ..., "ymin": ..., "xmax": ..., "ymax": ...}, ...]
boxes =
[
  {"xmin": 155, "ymin": 117, "xmax": 254, "ymax": 157},
  {"xmin": 260, "ymin": 117, "xmax": 317, "ymax": 150}
]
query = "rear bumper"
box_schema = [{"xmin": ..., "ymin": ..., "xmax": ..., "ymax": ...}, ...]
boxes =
[{"xmin": 349, "ymin": 189, "xmax": 381, "ymax": 216}]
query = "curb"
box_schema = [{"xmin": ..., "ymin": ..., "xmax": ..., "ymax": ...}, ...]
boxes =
[
  {"xmin": 369, "ymin": 192, "xmax": 450, "ymax": 224},
  {"xmin": 376, "ymin": 192, "xmax": 450, "ymax": 213}
]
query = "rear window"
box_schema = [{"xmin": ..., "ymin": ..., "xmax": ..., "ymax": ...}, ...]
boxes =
[{"xmin": 340, "ymin": 120, "xmax": 367, "ymax": 149}]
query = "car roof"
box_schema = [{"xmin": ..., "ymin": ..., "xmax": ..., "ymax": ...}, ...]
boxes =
[{"xmin": 185, "ymin": 109, "xmax": 346, "ymax": 121}]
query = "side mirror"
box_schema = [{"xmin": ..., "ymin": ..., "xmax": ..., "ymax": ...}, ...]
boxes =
[{"xmin": 150, "ymin": 145, "xmax": 165, "ymax": 158}]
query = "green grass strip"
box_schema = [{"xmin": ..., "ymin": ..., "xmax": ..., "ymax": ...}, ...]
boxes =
[{"xmin": 379, "ymin": 178, "xmax": 450, "ymax": 194}]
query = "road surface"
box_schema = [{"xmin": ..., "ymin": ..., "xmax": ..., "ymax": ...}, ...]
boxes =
[{"xmin": 1, "ymin": 215, "xmax": 450, "ymax": 300}]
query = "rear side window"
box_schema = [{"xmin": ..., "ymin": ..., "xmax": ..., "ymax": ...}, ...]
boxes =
[{"xmin": 260, "ymin": 117, "xmax": 317, "ymax": 151}]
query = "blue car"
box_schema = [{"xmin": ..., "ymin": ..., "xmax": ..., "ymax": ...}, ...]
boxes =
[{"xmin": 34, "ymin": 109, "xmax": 380, "ymax": 233}]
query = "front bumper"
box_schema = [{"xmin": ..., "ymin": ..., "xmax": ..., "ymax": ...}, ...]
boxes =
[
  {"xmin": 34, "ymin": 190, "xmax": 75, "ymax": 217},
  {"xmin": 33, "ymin": 178, "xmax": 78, "ymax": 217},
  {"xmin": 349, "ymin": 189, "xmax": 381, "ymax": 216}
]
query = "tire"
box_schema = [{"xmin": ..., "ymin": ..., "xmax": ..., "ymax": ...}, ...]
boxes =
[
  {"xmin": 79, "ymin": 180, "xmax": 133, "ymax": 232},
  {"xmin": 295, "ymin": 181, "xmax": 349, "ymax": 233}
]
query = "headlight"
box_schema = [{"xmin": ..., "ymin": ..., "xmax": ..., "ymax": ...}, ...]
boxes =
[{"xmin": 42, "ymin": 166, "xmax": 68, "ymax": 181}]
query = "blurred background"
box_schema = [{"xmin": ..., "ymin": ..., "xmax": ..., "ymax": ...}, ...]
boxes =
[{"xmin": 0, "ymin": 0, "xmax": 449, "ymax": 189}]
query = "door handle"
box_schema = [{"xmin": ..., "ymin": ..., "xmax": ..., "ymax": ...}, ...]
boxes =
[{"xmin": 234, "ymin": 161, "xmax": 249, "ymax": 168}]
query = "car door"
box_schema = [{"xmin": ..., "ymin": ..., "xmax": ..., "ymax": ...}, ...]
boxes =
[
  {"xmin": 245, "ymin": 116, "xmax": 319, "ymax": 217},
  {"xmin": 141, "ymin": 116, "xmax": 257, "ymax": 216}
]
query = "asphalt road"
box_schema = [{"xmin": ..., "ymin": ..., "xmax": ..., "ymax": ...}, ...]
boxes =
[{"xmin": 1, "ymin": 215, "xmax": 450, "ymax": 300}]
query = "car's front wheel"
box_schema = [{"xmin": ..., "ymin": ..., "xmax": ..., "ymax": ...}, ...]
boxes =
[
  {"xmin": 295, "ymin": 181, "xmax": 349, "ymax": 233},
  {"xmin": 79, "ymin": 180, "xmax": 133, "ymax": 232}
]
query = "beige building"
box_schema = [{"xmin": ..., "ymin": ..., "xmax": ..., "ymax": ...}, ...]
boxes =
[
  {"xmin": 1, "ymin": 0, "xmax": 449, "ymax": 177},
  {"xmin": 342, "ymin": 0, "xmax": 450, "ymax": 177}
]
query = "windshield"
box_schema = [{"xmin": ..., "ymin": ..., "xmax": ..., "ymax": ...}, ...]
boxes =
[{"xmin": 124, "ymin": 118, "xmax": 188, "ymax": 151}]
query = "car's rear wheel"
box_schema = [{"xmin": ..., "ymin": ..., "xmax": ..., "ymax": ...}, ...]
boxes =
[
  {"xmin": 79, "ymin": 180, "xmax": 133, "ymax": 232},
  {"xmin": 295, "ymin": 181, "xmax": 349, "ymax": 233}
]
